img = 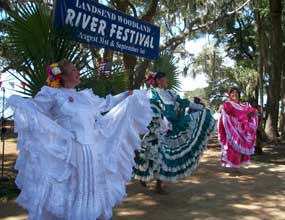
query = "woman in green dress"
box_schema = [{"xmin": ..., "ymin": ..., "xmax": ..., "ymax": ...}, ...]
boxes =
[{"xmin": 133, "ymin": 72, "xmax": 215, "ymax": 193}]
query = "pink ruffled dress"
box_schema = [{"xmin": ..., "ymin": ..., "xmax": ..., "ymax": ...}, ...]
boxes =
[{"xmin": 218, "ymin": 101, "xmax": 258, "ymax": 168}]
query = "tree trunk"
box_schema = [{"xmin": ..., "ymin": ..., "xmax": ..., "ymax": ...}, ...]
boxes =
[
  {"xmin": 265, "ymin": 0, "xmax": 283, "ymax": 141},
  {"xmin": 255, "ymin": 5, "xmax": 264, "ymax": 116},
  {"xmin": 123, "ymin": 54, "xmax": 137, "ymax": 89},
  {"xmin": 254, "ymin": 1, "xmax": 265, "ymax": 152},
  {"xmin": 280, "ymin": 0, "xmax": 285, "ymax": 139},
  {"xmin": 133, "ymin": 59, "xmax": 151, "ymax": 89},
  {"xmin": 280, "ymin": 39, "xmax": 285, "ymax": 139},
  {"xmin": 113, "ymin": 0, "xmax": 158, "ymax": 89}
]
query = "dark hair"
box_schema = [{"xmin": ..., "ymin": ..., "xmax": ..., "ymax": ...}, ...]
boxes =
[
  {"xmin": 228, "ymin": 87, "xmax": 241, "ymax": 98},
  {"xmin": 194, "ymin": 97, "xmax": 201, "ymax": 103},
  {"xmin": 154, "ymin": 72, "xmax": 166, "ymax": 80},
  {"xmin": 153, "ymin": 71, "xmax": 167, "ymax": 87}
]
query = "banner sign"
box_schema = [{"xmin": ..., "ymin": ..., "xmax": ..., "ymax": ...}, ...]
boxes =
[{"xmin": 54, "ymin": 0, "xmax": 160, "ymax": 59}]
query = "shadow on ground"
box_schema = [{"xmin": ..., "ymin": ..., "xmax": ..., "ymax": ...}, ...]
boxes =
[
  {"xmin": 0, "ymin": 134, "xmax": 284, "ymax": 220},
  {"xmin": 113, "ymin": 143, "xmax": 285, "ymax": 220}
]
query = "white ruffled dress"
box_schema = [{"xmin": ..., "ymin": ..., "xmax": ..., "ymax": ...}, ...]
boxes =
[{"xmin": 8, "ymin": 86, "xmax": 152, "ymax": 220}]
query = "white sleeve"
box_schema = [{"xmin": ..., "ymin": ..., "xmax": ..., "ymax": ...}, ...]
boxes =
[
  {"xmin": 189, "ymin": 102, "xmax": 204, "ymax": 111},
  {"xmin": 32, "ymin": 86, "xmax": 57, "ymax": 116},
  {"xmin": 7, "ymin": 86, "xmax": 57, "ymax": 119},
  {"xmin": 7, "ymin": 87, "xmax": 75, "ymax": 218},
  {"xmin": 101, "ymin": 92, "xmax": 129, "ymax": 112},
  {"xmin": 87, "ymin": 90, "xmax": 128, "ymax": 113}
]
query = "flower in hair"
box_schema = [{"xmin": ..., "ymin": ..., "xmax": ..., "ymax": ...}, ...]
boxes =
[
  {"xmin": 52, "ymin": 67, "xmax": 61, "ymax": 75},
  {"xmin": 146, "ymin": 72, "xmax": 157, "ymax": 86},
  {"xmin": 46, "ymin": 62, "xmax": 62, "ymax": 88}
]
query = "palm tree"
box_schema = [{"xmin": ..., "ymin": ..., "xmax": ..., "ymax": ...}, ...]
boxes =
[
  {"xmin": 1, "ymin": 2, "xmax": 90, "ymax": 96},
  {"xmin": 152, "ymin": 53, "xmax": 182, "ymax": 91},
  {"xmin": 79, "ymin": 70, "xmax": 128, "ymax": 97}
]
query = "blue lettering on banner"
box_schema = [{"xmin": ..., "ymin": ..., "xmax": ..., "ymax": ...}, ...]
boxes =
[{"xmin": 54, "ymin": 0, "xmax": 160, "ymax": 59}]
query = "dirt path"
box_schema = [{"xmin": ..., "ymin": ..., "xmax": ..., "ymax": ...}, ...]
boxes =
[{"xmin": 0, "ymin": 135, "xmax": 285, "ymax": 220}]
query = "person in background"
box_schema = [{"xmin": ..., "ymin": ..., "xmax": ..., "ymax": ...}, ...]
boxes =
[
  {"xmin": 133, "ymin": 71, "xmax": 215, "ymax": 194},
  {"xmin": 188, "ymin": 96, "xmax": 205, "ymax": 114},
  {"xmin": 218, "ymin": 87, "xmax": 258, "ymax": 175}
]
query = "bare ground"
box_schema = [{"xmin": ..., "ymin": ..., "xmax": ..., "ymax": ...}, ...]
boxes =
[{"xmin": 0, "ymin": 131, "xmax": 285, "ymax": 220}]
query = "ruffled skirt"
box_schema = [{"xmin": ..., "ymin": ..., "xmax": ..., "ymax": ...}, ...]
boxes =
[
  {"xmin": 8, "ymin": 90, "xmax": 152, "ymax": 220},
  {"xmin": 218, "ymin": 114, "xmax": 253, "ymax": 168},
  {"xmin": 133, "ymin": 109, "xmax": 215, "ymax": 181}
]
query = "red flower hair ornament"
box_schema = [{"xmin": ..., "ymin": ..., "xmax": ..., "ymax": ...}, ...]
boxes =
[{"xmin": 146, "ymin": 72, "xmax": 157, "ymax": 86}]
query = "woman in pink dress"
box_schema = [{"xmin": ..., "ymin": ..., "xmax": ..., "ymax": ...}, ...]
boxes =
[{"xmin": 218, "ymin": 87, "xmax": 258, "ymax": 173}]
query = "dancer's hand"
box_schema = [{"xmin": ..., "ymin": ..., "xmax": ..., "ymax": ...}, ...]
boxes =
[
  {"xmin": 248, "ymin": 112, "xmax": 254, "ymax": 120},
  {"xmin": 218, "ymin": 105, "xmax": 223, "ymax": 113}
]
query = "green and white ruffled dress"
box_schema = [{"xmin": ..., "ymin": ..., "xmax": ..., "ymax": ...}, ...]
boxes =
[{"xmin": 133, "ymin": 88, "xmax": 215, "ymax": 181}]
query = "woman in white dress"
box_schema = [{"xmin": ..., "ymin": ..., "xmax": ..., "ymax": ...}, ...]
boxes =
[{"xmin": 8, "ymin": 60, "xmax": 152, "ymax": 220}]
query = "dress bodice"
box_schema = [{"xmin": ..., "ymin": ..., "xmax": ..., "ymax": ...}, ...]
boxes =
[
  {"xmin": 33, "ymin": 86, "xmax": 127, "ymax": 144},
  {"xmin": 155, "ymin": 88, "xmax": 177, "ymax": 105}
]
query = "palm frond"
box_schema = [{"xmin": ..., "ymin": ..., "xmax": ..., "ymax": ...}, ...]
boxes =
[
  {"xmin": 3, "ymin": 2, "xmax": 89, "ymax": 96},
  {"xmin": 79, "ymin": 70, "xmax": 128, "ymax": 97},
  {"xmin": 153, "ymin": 53, "xmax": 182, "ymax": 91}
]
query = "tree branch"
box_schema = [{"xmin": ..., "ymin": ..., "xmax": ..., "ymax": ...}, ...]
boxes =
[
  {"xmin": 163, "ymin": 16, "xmax": 175, "ymax": 37},
  {"xmin": 111, "ymin": 0, "xmax": 128, "ymax": 13},
  {"xmin": 127, "ymin": 0, "xmax": 137, "ymax": 18},
  {"xmin": 161, "ymin": 0, "xmax": 251, "ymax": 51},
  {"xmin": 237, "ymin": 18, "xmax": 254, "ymax": 60},
  {"xmin": 141, "ymin": 0, "xmax": 159, "ymax": 22}
]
